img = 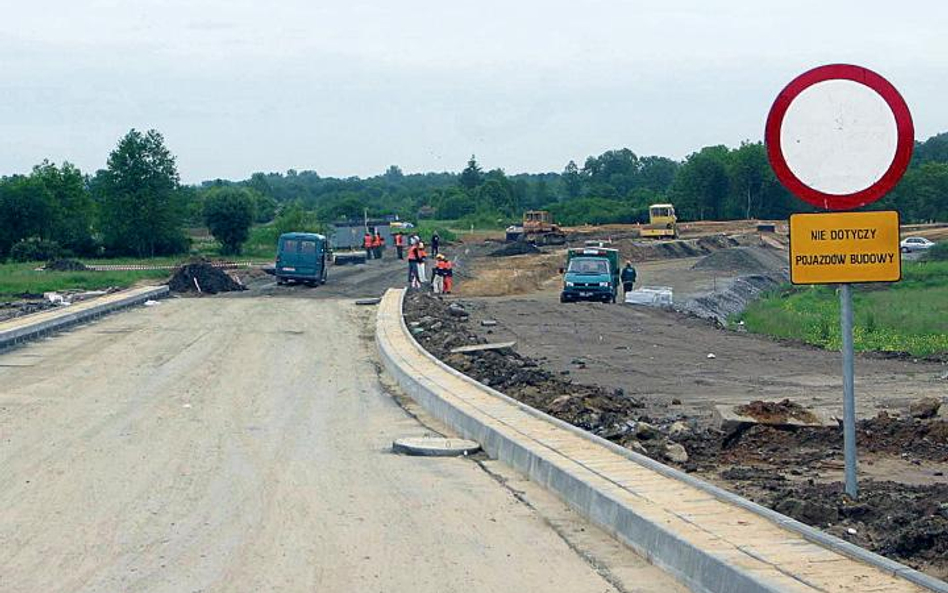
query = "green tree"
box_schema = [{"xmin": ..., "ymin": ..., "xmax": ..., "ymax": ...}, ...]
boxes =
[
  {"xmin": 0, "ymin": 176, "xmax": 54, "ymax": 257},
  {"xmin": 669, "ymin": 146, "xmax": 730, "ymax": 220},
  {"xmin": 97, "ymin": 129, "xmax": 187, "ymax": 257},
  {"xmin": 203, "ymin": 187, "xmax": 256, "ymax": 254},
  {"xmin": 252, "ymin": 193, "xmax": 278, "ymax": 223},
  {"xmin": 459, "ymin": 155, "xmax": 483, "ymax": 190},
  {"xmin": 562, "ymin": 160, "xmax": 582, "ymax": 199},
  {"xmin": 30, "ymin": 161, "xmax": 95, "ymax": 255}
]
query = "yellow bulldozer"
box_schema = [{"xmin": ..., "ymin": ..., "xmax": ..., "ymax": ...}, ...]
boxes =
[
  {"xmin": 505, "ymin": 210, "xmax": 567, "ymax": 245},
  {"xmin": 640, "ymin": 203, "xmax": 679, "ymax": 239}
]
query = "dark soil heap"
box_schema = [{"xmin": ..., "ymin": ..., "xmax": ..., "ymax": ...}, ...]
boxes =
[
  {"xmin": 44, "ymin": 259, "xmax": 90, "ymax": 271},
  {"xmin": 168, "ymin": 262, "xmax": 246, "ymax": 294},
  {"xmin": 489, "ymin": 242, "xmax": 541, "ymax": 257},
  {"xmin": 736, "ymin": 399, "xmax": 819, "ymax": 424}
]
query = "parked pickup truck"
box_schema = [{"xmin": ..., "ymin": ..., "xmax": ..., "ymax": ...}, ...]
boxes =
[{"xmin": 560, "ymin": 247, "xmax": 620, "ymax": 303}]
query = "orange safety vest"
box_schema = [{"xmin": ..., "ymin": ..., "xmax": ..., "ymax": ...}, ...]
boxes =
[
  {"xmin": 372, "ymin": 235, "xmax": 383, "ymax": 248},
  {"xmin": 417, "ymin": 249, "xmax": 427, "ymax": 261},
  {"xmin": 363, "ymin": 234, "xmax": 373, "ymax": 248},
  {"xmin": 407, "ymin": 245, "xmax": 419, "ymax": 261},
  {"xmin": 394, "ymin": 234, "xmax": 404, "ymax": 247}
]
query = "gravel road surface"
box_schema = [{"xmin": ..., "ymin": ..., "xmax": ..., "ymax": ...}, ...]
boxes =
[{"xmin": 0, "ymin": 294, "xmax": 683, "ymax": 592}]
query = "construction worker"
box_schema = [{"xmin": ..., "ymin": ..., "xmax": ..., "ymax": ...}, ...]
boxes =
[
  {"xmin": 394, "ymin": 232, "xmax": 405, "ymax": 259},
  {"xmin": 431, "ymin": 232, "xmax": 441, "ymax": 257},
  {"xmin": 442, "ymin": 254, "xmax": 454, "ymax": 294},
  {"xmin": 372, "ymin": 231, "xmax": 384, "ymax": 260},
  {"xmin": 363, "ymin": 231, "xmax": 374, "ymax": 260},
  {"xmin": 621, "ymin": 261, "xmax": 637, "ymax": 294},
  {"xmin": 416, "ymin": 241, "xmax": 428, "ymax": 285},
  {"xmin": 407, "ymin": 241, "xmax": 420, "ymax": 287},
  {"xmin": 432, "ymin": 254, "xmax": 446, "ymax": 294},
  {"xmin": 434, "ymin": 254, "xmax": 454, "ymax": 294}
]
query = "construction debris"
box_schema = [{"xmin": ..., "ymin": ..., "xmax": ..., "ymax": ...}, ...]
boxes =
[
  {"xmin": 43, "ymin": 259, "xmax": 90, "ymax": 271},
  {"xmin": 168, "ymin": 262, "xmax": 246, "ymax": 295},
  {"xmin": 450, "ymin": 341, "xmax": 517, "ymax": 354}
]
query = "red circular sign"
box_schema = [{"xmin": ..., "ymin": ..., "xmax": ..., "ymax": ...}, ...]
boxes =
[{"xmin": 765, "ymin": 64, "xmax": 914, "ymax": 211}]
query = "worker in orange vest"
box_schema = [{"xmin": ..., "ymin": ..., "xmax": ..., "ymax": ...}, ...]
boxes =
[
  {"xmin": 394, "ymin": 232, "xmax": 405, "ymax": 259},
  {"xmin": 372, "ymin": 232, "xmax": 384, "ymax": 260},
  {"xmin": 434, "ymin": 253, "xmax": 454, "ymax": 294},
  {"xmin": 363, "ymin": 231, "xmax": 374, "ymax": 260},
  {"xmin": 407, "ymin": 242, "xmax": 420, "ymax": 287}
]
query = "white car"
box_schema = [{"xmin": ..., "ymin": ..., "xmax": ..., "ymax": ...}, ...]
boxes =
[{"xmin": 900, "ymin": 236, "xmax": 935, "ymax": 253}]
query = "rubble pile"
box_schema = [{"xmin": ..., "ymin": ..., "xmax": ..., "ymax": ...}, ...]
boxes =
[{"xmin": 168, "ymin": 262, "xmax": 246, "ymax": 294}]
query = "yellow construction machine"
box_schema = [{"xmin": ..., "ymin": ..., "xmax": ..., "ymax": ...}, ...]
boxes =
[{"xmin": 640, "ymin": 203, "xmax": 679, "ymax": 239}]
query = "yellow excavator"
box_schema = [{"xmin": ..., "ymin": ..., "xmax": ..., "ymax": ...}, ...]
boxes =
[{"xmin": 640, "ymin": 203, "xmax": 679, "ymax": 239}]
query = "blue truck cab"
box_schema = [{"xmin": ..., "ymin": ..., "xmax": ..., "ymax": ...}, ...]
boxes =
[
  {"xmin": 275, "ymin": 232, "xmax": 328, "ymax": 286},
  {"xmin": 560, "ymin": 247, "xmax": 620, "ymax": 303}
]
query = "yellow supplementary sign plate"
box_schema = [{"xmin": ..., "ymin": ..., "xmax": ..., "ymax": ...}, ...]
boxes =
[{"xmin": 789, "ymin": 211, "xmax": 901, "ymax": 284}]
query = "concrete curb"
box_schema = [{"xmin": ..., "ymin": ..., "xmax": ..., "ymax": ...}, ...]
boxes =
[
  {"xmin": 0, "ymin": 286, "xmax": 170, "ymax": 351},
  {"xmin": 376, "ymin": 288, "xmax": 947, "ymax": 593}
]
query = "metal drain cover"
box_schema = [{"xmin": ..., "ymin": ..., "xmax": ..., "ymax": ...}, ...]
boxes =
[{"xmin": 392, "ymin": 437, "xmax": 481, "ymax": 457}]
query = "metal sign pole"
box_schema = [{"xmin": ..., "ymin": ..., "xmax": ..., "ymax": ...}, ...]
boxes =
[{"xmin": 839, "ymin": 283, "xmax": 858, "ymax": 497}]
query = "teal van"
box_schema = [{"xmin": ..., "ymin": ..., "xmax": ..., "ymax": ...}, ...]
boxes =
[
  {"xmin": 275, "ymin": 232, "xmax": 328, "ymax": 286},
  {"xmin": 560, "ymin": 247, "xmax": 620, "ymax": 303}
]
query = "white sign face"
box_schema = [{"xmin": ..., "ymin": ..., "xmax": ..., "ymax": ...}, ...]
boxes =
[{"xmin": 779, "ymin": 79, "xmax": 898, "ymax": 196}]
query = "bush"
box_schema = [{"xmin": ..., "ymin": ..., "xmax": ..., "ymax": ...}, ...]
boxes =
[{"xmin": 9, "ymin": 238, "xmax": 62, "ymax": 262}]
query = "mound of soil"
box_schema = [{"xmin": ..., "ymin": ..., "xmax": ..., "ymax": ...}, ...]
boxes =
[
  {"xmin": 44, "ymin": 259, "xmax": 89, "ymax": 271},
  {"xmin": 489, "ymin": 242, "xmax": 541, "ymax": 257},
  {"xmin": 736, "ymin": 399, "xmax": 819, "ymax": 424},
  {"xmin": 692, "ymin": 246, "xmax": 781, "ymax": 274},
  {"xmin": 681, "ymin": 274, "xmax": 784, "ymax": 324},
  {"xmin": 168, "ymin": 263, "xmax": 245, "ymax": 294}
]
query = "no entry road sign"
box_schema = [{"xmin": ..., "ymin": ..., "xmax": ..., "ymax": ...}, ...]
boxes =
[
  {"xmin": 766, "ymin": 64, "xmax": 914, "ymax": 211},
  {"xmin": 789, "ymin": 211, "xmax": 901, "ymax": 284},
  {"xmin": 766, "ymin": 64, "xmax": 914, "ymax": 499}
]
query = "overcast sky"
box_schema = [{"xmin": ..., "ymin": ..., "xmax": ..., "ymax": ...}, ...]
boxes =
[{"xmin": 2, "ymin": 1, "xmax": 946, "ymax": 183}]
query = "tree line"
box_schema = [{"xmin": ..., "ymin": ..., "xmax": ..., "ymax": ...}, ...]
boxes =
[{"xmin": 2, "ymin": 130, "xmax": 946, "ymax": 261}]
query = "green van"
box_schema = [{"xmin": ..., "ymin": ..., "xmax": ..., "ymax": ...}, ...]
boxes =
[{"xmin": 275, "ymin": 232, "xmax": 328, "ymax": 286}]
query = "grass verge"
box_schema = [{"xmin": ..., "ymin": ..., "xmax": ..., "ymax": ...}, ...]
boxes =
[
  {"xmin": 0, "ymin": 263, "xmax": 170, "ymax": 301},
  {"xmin": 738, "ymin": 261, "xmax": 948, "ymax": 357}
]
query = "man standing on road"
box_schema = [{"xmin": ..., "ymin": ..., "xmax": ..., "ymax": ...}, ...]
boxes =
[
  {"xmin": 407, "ymin": 242, "xmax": 420, "ymax": 287},
  {"xmin": 432, "ymin": 254, "xmax": 446, "ymax": 294},
  {"xmin": 431, "ymin": 232, "xmax": 441, "ymax": 257},
  {"xmin": 394, "ymin": 232, "xmax": 405, "ymax": 259},
  {"xmin": 363, "ymin": 231, "xmax": 374, "ymax": 260},
  {"xmin": 372, "ymin": 231, "xmax": 384, "ymax": 260},
  {"xmin": 416, "ymin": 241, "xmax": 428, "ymax": 285},
  {"xmin": 621, "ymin": 261, "xmax": 637, "ymax": 295}
]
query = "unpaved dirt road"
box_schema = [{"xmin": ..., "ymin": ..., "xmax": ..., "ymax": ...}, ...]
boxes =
[
  {"xmin": 0, "ymin": 291, "xmax": 684, "ymax": 592},
  {"xmin": 461, "ymin": 282, "xmax": 947, "ymax": 422}
]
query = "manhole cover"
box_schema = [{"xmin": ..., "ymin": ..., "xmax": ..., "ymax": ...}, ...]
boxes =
[{"xmin": 392, "ymin": 437, "xmax": 481, "ymax": 457}]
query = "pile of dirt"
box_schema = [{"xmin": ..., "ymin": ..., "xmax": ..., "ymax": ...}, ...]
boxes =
[
  {"xmin": 735, "ymin": 399, "xmax": 819, "ymax": 424},
  {"xmin": 44, "ymin": 259, "xmax": 90, "ymax": 271},
  {"xmin": 711, "ymin": 412, "xmax": 948, "ymax": 467},
  {"xmin": 692, "ymin": 246, "xmax": 784, "ymax": 275},
  {"xmin": 489, "ymin": 242, "xmax": 541, "ymax": 257},
  {"xmin": 679, "ymin": 274, "xmax": 784, "ymax": 325},
  {"xmin": 168, "ymin": 262, "xmax": 246, "ymax": 294}
]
